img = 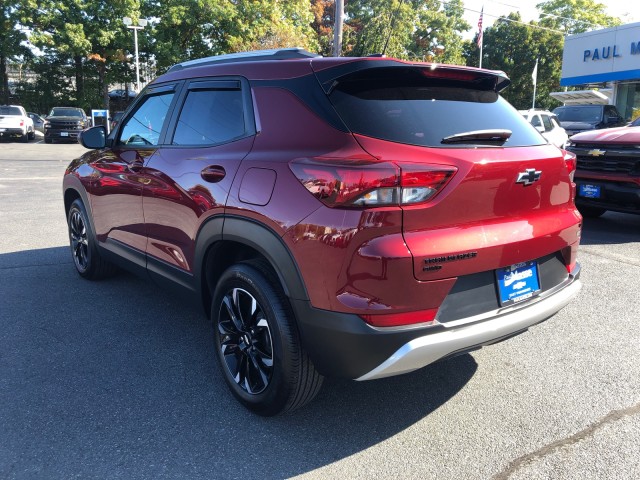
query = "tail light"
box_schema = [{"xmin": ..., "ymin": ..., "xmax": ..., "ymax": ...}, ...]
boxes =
[
  {"xmin": 562, "ymin": 149, "xmax": 577, "ymax": 182},
  {"xmin": 289, "ymin": 158, "xmax": 456, "ymax": 208},
  {"xmin": 360, "ymin": 308, "xmax": 439, "ymax": 327},
  {"xmin": 20, "ymin": 120, "xmax": 25, "ymax": 127}
]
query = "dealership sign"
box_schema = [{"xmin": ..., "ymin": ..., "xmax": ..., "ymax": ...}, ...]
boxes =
[{"xmin": 561, "ymin": 22, "xmax": 640, "ymax": 86}]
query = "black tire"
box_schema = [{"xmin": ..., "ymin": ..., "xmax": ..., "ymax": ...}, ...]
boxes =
[
  {"xmin": 67, "ymin": 199, "xmax": 118, "ymax": 279},
  {"xmin": 21, "ymin": 131, "xmax": 29, "ymax": 143},
  {"xmin": 578, "ymin": 205, "xmax": 606, "ymax": 218},
  {"xmin": 45, "ymin": 137, "xmax": 52, "ymax": 144},
  {"xmin": 28, "ymin": 129, "xmax": 35, "ymax": 140},
  {"xmin": 212, "ymin": 261, "xmax": 323, "ymax": 416}
]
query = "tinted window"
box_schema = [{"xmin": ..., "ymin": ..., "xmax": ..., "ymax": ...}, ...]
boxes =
[
  {"xmin": 118, "ymin": 92, "xmax": 174, "ymax": 146},
  {"xmin": 0, "ymin": 106, "xmax": 22, "ymax": 115},
  {"xmin": 329, "ymin": 67, "xmax": 543, "ymax": 148},
  {"xmin": 541, "ymin": 115, "xmax": 553, "ymax": 131},
  {"xmin": 530, "ymin": 115, "xmax": 542, "ymax": 128},
  {"xmin": 172, "ymin": 88, "xmax": 245, "ymax": 146},
  {"xmin": 49, "ymin": 108, "xmax": 84, "ymax": 117},
  {"xmin": 554, "ymin": 106, "xmax": 602, "ymax": 122}
]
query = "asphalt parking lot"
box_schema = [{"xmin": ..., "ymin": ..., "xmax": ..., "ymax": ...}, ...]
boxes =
[{"xmin": 1, "ymin": 141, "xmax": 639, "ymax": 479}]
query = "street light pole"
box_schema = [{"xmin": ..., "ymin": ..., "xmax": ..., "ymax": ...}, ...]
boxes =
[{"xmin": 123, "ymin": 17, "xmax": 147, "ymax": 93}]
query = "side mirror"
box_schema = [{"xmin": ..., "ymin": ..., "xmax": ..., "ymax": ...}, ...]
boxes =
[{"xmin": 79, "ymin": 126, "xmax": 106, "ymax": 149}]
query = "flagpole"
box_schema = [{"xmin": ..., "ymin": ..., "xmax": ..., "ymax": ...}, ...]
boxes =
[
  {"xmin": 478, "ymin": 6, "xmax": 484, "ymax": 69},
  {"xmin": 532, "ymin": 58, "xmax": 538, "ymax": 109}
]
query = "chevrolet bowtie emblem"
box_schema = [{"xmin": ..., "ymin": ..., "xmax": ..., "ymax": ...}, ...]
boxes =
[
  {"xmin": 588, "ymin": 149, "xmax": 606, "ymax": 156},
  {"xmin": 516, "ymin": 168, "xmax": 542, "ymax": 186}
]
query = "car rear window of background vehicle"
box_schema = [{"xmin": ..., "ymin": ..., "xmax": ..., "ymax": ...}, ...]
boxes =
[
  {"xmin": 328, "ymin": 67, "xmax": 544, "ymax": 148},
  {"xmin": 553, "ymin": 106, "xmax": 602, "ymax": 123},
  {"xmin": 0, "ymin": 107, "xmax": 22, "ymax": 115}
]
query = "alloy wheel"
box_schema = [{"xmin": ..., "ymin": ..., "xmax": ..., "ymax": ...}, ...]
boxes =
[
  {"xmin": 217, "ymin": 287, "xmax": 274, "ymax": 395},
  {"xmin": 69, "ymin": 209, "xmax": 89, "ymax": 272}
]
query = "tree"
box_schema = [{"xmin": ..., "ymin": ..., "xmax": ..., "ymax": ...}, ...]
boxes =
[
  {"xmin": 29, "ymin": 0, "xmax": 140, "ymax": 110},
  {"xmin": 345, "ymin": 0, "xmax": 469, "ymax": 62},
  {"xmin": 0, "ymin": 1, "xmax": 35, "ymax": 104},
  {"xmin": 537, "ymin": 0, "xmax": 621, "ymax": 34},
  {"xmin": 148, "ymin": 0, "xmax": 319, "ymax": 73},
  {"xmin": 310, "ymin": 0, "xmax": 335, "ymax": 57}
]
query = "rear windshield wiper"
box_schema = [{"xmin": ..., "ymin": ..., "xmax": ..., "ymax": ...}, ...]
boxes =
[{"xmin": 441, "ymin": 129, "xmax": 512, "ymax": 144}]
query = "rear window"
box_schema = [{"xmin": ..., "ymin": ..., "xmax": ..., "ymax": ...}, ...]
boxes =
[
  {"xmin": 328, "ymin": 67, "xmax": 543, "ymax": 148},
  {"xmin": 554, "ymin": 106, "xmax": 602, "ymax": 123},
  {"xmin": 0, "ymin": 106, "xmax": 22, "ymax": 115}
]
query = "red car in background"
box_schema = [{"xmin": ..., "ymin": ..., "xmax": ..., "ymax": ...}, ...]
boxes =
[
  {"xmin": 63, "ymin": 49, "xmax": 582, "ymax": 415},
  {"xmin": 567, "ymin": 125, "xmax": 640, "ymax": 217}
]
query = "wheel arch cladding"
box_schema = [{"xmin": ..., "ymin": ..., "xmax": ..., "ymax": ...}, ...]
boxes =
[{"xmin": 195, "ymin": 216, "xmax": 310, "ymax": 313}]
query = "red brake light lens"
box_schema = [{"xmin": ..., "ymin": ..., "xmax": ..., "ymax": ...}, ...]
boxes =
[
  {"xmin": 290, "ymin": 159, "xmax": 456, "ymax": 208},
  {"xmin": 562, "ymin": 149, "xmax": 577, "ymax": 182},
  {"xmin": 400, "ymin": 164, "xmax": 456, "ymax": 205},
  {"xmin": 359, "ymin": 308, "xmax": 439, "ymax": 327}
]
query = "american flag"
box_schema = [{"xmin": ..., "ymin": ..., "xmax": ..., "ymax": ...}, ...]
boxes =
[{"xmin": 477, "ymin": 7, "xmax": 484, "ymax": 48}]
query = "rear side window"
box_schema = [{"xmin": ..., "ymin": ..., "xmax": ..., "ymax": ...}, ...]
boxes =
[
  {"xmin": 328, "ymin": 67, "xmax": 543, "ymax": 148},
  {"xmin": 530, "ymin": 115, "xmax": 542, "ymax": 128},
  {"xmin": 541, "ymin": 115, "xmax": 553, "ymax": 131},
  {"xmin": 172, "ymin": 86, "xmax": 245, "ymax": 146}
]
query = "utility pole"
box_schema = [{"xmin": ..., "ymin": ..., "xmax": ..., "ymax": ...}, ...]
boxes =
[{"xmin": 333, "ymin": 0, "xmax": 344, "ymax": 57}]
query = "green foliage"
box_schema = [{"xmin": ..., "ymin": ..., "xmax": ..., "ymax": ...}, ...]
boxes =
[
  {"xmin": 6, "ymin": 0, "xmax": 630, "ymax": 115},
  {"xmin": 148, "ymin": 0, "xmax": 319, "ymax": 73},
  {"xmin": 537, "ymin": 0, "xmax": 621, "ymax": 34},
  {"xmin": 344, "ymin": 0, "xmax": 469, "ymax": 62},
  {"xmin": 0, "ymin": 0, "xmax": 37, "ymax": 104}
]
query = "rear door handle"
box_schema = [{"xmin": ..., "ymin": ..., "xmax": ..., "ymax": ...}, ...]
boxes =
[{"xmin": 201, "ymin": 165, "xmax": 226, "ymax": 183}]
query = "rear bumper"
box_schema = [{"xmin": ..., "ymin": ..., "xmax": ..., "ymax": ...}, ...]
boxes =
[
  {"xmin": 0, "ymin": 127, "xmax": 25, "ymax": 136},
  {"xmin": 357, "ymin": 270, "xmax": 581, "ymax": 380},
  {"xmin": 293, "ymin": 263, "xmax": 581, "ymax": 380}
]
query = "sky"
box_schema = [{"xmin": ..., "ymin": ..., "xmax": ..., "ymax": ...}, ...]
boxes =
[{"xmin": 460, "ymin": 0, "xmax": 640, "ymax": 38}]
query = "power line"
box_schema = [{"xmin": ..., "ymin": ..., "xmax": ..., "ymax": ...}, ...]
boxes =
[
  {"xmin": 462, "ymin": 6, "xmax": 565, "ymax": 34},
  {"xmin": 482, "ymin": 0, "xmax": 606, "ymax": 28}
]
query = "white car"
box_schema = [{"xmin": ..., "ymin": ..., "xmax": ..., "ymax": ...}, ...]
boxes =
[
  {"xmin": 520, "ymin": 109, "xmax": 569, "ymax": 149},
  {"xmin": 0, "ymin": 105, "xmax": 34, "ymax": 142}
]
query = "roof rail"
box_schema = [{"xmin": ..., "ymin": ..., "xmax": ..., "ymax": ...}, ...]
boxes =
[{"xmin": 167, "ymin": 48, "xmax": 321, "ymax": 72}]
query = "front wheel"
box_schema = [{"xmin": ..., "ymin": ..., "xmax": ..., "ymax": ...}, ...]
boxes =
[{"xmin": 212, "ymin": 261, "xmax": 323, "ymax": 416}]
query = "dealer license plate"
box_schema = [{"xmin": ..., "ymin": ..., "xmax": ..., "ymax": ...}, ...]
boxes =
[
  {"xmin": 578, "ymin": 184, "xmax": 601, "ymax": 199},
  {"xmin": 496, "ymin": 261, "xmax": 541, "ymax": 306},
  {"xmin": 60, "ymin": 132, "xmax": 69, "ymax": 137}
]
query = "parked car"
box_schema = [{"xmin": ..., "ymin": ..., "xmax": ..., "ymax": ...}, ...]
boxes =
[
  {"xmin": 565, "ymin": 125, "xmax": 640, "ymax": 217},
  {"xmin": 0, "ymin": 105, "xmax": 34, "ymax": 142},
  {"xmin": 28, "ymin": 112, "xmax": 45, "ymax": 133},
  {"xmin": 64, "ymin": 48, "xmax": 583, "ymax": 415},
  {"xmin": 553, "ymin": 104, "xmax": 625, "ymax": 136},
  {"xmin": 109, "ymin": 111, "xmax": 124, "ymax": 131},
  {"xmin": 519, "ymin": 109, "xmax": 568, "ymax": 148},
  {"xmin": 44, "ymin": 107, "xmax": 90, "ymax": 143},
  {"xmin": 108, "ymin": 89, "xmax": 137, "ymax": 99}
]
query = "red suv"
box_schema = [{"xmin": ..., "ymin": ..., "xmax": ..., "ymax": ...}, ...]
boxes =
[{"xmin": 63, "ymin": 48, "xmax": 582, "ymax": 415}]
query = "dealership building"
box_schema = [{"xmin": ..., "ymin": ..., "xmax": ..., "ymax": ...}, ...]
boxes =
[{"xmin": 555, "ymin": 22, "xmax": 640, "ymax": 121}]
